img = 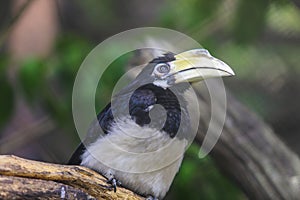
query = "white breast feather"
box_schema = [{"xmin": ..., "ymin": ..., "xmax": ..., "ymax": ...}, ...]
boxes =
[{"xmin": 81, "ymin": 118, "xmax": 187, "ymax": 199}]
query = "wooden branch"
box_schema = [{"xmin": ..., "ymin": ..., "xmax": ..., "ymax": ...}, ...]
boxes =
[
  {"xmin": 0, "ymin": 155, "xmax": 142, "ymax": 200},
  {"xmin": 193, "ymin": 81, "xmax": 300, "ymax": 200},
  {"xmin": 0, "ymin": 175, "xmax": 89, "ymax": 200}
]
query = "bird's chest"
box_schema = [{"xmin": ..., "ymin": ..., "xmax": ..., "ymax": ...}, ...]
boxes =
[
  {"xmin": 81, "ymin": 118, "xmax": 186, "ymax": 198},
  {"xmin": 81, "ymin": 118, "xmax": 187, "ymax": 173}
]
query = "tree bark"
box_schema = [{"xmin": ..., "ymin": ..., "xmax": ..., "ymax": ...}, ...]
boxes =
[
  {"xmin": 0, "ymin": 155, "xmax": 142, "ymax": 200},
  {"xmin": 193, "ymin": 81, "xmax": 300, "ymax": 200}
]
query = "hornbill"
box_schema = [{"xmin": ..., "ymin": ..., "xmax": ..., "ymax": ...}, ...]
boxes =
[{"xmin": 69, "ymin": 49, "xmax": 234, "ymax": 199}]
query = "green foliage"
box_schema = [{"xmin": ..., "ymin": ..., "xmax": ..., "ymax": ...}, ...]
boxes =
[
  {"xmin": 55, "ymin": 34, "xmax": 92, "ymax": 80},
  {"xmin": 77, "ymin": 0, "xmax": 117, "ymax": 28},
  {"xmin": 17, "ymin": 34, "xmax": 93, "ymax": 131},
  {"xmin": 95, "ymin": 52, "xmax": 130, "ymax": 111},
  {"xmin": 46, "ymin": 35, "xmax": 92, "ymax": 129},
  {"xmin": 233, "ymin": 0, "xmax": 269, "ymax": 44},
  {"xmin": 19, "ymin": 58, "xmax": 47, "ymax": 101},
  {"xmin": 267, "ymin": 2, "xmax": 300, "ymax": 35},
  {"xmin": 166, "ymin": 144, "xmax": 245, "ymax": 200},
  {"xmin": 161, "ymin": 0, "xmax": 220, "ymax": 30}
]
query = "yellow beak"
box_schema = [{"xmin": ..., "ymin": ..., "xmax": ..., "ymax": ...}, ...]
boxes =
[{"xmin": 168, "ymin": 49, "xmax": 235, "ymax": 83}]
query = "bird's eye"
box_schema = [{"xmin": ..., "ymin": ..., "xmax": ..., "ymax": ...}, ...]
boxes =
[{"xmin": 155, "ymin": 63, "xmax": 170, "ymax": 74}]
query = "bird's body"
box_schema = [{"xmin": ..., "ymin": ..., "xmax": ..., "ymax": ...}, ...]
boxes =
[
  {"xmin": 70, "ymin": 83, "xmax": 191, "ymax": 199},
  {"xmin": 81, "ymin": 117, "xmax": 185, "ymax": 199},
  {"xmin": 69, "ymin": 49, "xmax": 234, "ymax": 199}
]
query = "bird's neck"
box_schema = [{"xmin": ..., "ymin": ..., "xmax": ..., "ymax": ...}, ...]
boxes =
[{"xmin": 129, "ymin": 83, "xmax": 187, "ymax": 138}]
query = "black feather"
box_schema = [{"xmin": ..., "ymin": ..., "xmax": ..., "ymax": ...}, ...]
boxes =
[
  {"xmin": 149, "ymin": 52, "xmax": 175, "ymax": 64},
  {"xmin": 97, "ymin": 103, "xmax": 114, "ymax": 134},
  {"xmin": 68, "ymin": 143, "xmax": 86, "ymax": 165}
]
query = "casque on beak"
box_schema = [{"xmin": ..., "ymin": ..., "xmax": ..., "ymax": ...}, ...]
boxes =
[{"xmin": 167, "ymin": 49, "xmax": 235, "ymax": 83}]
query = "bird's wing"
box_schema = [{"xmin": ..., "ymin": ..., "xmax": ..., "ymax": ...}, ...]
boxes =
[
  {"xmin": 68, "ymin": 103, "xmax": 114, "ymax": 165},
  {"xmin": 68, "ymin": 142, "xmax": 86, "ymax": 165}
]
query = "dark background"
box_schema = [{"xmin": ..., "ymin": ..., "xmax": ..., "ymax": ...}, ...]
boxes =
[{"xmin": 0, "ymin": 0, "xmax": 299, "ymax": 199}]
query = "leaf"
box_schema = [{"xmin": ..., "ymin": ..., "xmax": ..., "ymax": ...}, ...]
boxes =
[
  {"xmin": 18, "ymin": 58, "xmax": 46, "ymax": 101},
  {"xmin": 233, "ymin": 0, "xmax": 269, "ymax": 44}
]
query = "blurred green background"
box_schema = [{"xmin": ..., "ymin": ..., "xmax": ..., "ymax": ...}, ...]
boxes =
[{"xmin": 0, "ymin": 0, "xmax": 299, "ymax": 199}]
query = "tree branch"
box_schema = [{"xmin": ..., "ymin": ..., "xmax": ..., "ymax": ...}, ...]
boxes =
[
  {"xmin": 194, "ymin": 81, "xmax": 300, "ymax": 200},
  {"xmin": 0, "ymin": 155, "xmax": 142, "ymax": 200}
]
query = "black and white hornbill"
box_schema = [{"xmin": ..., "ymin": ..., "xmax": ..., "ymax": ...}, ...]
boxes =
[{"xmin": 69, "ymin": 49, "xmax": 234, "ymax": 199}]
